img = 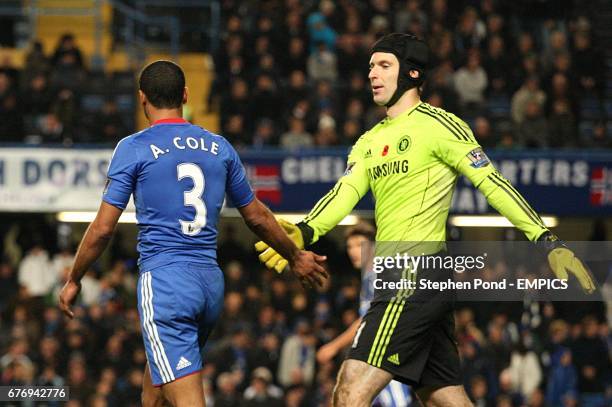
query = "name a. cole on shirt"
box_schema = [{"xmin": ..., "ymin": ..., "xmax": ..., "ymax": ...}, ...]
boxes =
[{"xmin": 149, "ymin": 136, "xmax": 220, "ymax": 160}]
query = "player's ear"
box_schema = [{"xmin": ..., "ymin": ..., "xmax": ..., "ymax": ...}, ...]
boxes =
[
  {"xmin": 138, "ymin": 90, "xmax": 147, "ymax": 106},
  {"xmin": 183, "ymin": 87, "xmax": 188, "ymax": 104}
]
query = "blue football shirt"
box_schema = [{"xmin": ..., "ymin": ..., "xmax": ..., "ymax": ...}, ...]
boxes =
[{"xmin": 103, "ymin": 118, "xmax": 254, "ymax": 270}]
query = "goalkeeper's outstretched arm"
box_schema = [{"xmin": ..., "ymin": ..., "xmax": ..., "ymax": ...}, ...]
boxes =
[
  {"xmin": 255, "ymin": 137, "xmax": 371, "ymax": 271},
  {"xmin": 433, "ymin": 118, "xmax": 596, "ymax": 293},
  {"xmin": 448, "ymin": 138, "xmax": 596, "ymax": 293}
]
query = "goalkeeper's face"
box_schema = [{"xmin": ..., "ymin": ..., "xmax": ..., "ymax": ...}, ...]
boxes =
[{"xmin": 368, "ymin": 52, "xmax": 400, "ymax": 106}]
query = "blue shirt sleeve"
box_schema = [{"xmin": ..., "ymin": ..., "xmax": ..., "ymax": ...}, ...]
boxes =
[
  {"xmin": 225, "ymin": 139, "xmax": 254, "ymax": 208},
  {"xmin": 103, "ymin": 137, "xmax": 138, "ymax": 210}
]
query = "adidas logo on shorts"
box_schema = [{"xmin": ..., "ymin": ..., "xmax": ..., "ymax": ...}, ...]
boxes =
[
  {"xmin": 176, "ymin": 356, "xmax": 192, "ymax": 370},
  {"xmin": 387, "ymin": 353, "xmax": 400, "ymax": 365}
]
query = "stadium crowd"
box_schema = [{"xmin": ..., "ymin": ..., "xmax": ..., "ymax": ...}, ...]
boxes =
[
  {"xmin": 0, "ymin": 1, "xmax": 609, "ymax": 148},
  {"xmin": 0, "ymin": 219, "xmax": 609, "ymax": 406},
  {"xmin": 0, "ymin": 33, "xmax": 129, "ymax": 145},
  {"xmin": 0, "ymin": 0, "xmax": 610, "ymax": 406},
  {"xmin": 211, "ymin": 0, "xmax": 610, "ymax": 149}
]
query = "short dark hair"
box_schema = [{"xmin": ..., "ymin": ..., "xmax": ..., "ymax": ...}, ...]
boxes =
[
  {"xmin": 139, "ymin": 60, "xmax": 185, "ymax": 109},
  {"xmin": 345, "ymin": 221, "xmax": 376, "ymax": 241}
]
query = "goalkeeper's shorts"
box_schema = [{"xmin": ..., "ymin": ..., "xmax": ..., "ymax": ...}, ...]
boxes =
[
  {"xmin": 137, "ymin": 262, "xmax": 224, "ymax": 386},
  {"xmin": 348, "ymin": 261, "xmax": 461, "ymax": 389}
]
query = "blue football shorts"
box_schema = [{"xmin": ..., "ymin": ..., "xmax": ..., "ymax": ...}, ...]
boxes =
[{"xmin": 137, "ymin": 262, "xmax": 224, "ymax": 386}]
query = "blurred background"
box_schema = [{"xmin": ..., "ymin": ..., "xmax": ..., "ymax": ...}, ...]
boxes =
[{"xmin": 0, "ymin": 0, "xmax": 610, "ymax": 406}]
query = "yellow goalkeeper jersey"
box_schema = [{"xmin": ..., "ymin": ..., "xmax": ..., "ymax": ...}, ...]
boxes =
[{"xmin": 303, "ymin": 101, "xmax": 549, "ymax": 244}]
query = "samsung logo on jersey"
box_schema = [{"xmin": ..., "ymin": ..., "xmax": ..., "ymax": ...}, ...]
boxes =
[{"xmin": 367, "ymin": 159, "xmax": 408, "ymax": 181}]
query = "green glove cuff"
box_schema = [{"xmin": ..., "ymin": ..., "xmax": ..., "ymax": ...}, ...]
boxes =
[
  {"xmin": 296, "ymin": 221, "xmax": 315, "ymax": 247},
  {"xmin": 536, "ymin": 231, "xmax": 565, "ymax": 252}
]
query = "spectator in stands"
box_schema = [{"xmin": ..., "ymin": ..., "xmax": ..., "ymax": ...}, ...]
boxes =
[
  {"xmin": 511, "ymin": 76, "xmax": 547, "ymax": 125},
  {"xmin": 282, "ymin": 37, "xmax": 307, "ymax": 76},
  {"xmin": 306, "ymin": 12, "xmax": 337, "ymax": 54},
  {"xmin": 469, "ymin": 375, "xmax": 491, "ymax": 407},
  {"xmin": 252, "ymin": 118, "xmax": 278, "ymax": 148},
  {"xmin": 341, "ymin": 119, "xmax": 362, "ymax": 145},
  {"xmin": 280, "ymin": 116, "xmax": 313, "ymax": 150},
  {"xmin": 454, "ymin": 7, "xmax": 486, "ymax": 53},
  {"xmin": 550, "ymin": 51, "xmax": 573, "ymax": 85},
  {"xmin": 546, "ymin": 347, "xmax": 578, "ymax": 407},
  {"xmin": 283, "ymin": 70, "xmax": 309, "ymax": 115},
  {"xmin": 250, "ymin": 74, "xmax": 282, "ymax": 121},
  {"xmin": 548, "ymin": 98, "xmax": 577, "ymax": 148},
  {"xmin": 395, "ymin": 0, "xmax": 428, "ymax": 34},
  {"xmin": 18, "ymin": 244, "xmax": 53, "ymax": 317},
  {"xmin": 484, "ymin": 13, "xmax": 510, "ymax": 47},
  {"xmin": 473, "ymin": 116, "xmax": 496, "ymax": 148},
  {"xmin": 343, "ymin": 72, "xmax": 370, "ymax": 107},
  {"xmin": 0, "ymin": 70, "xmax": 23, "ymax": 140},
  {"xmin": 221, "ymin": 78, "xmax": 250, "ymax": 126},
  {"xmin": 251, "ymin": 37, "xmax": 273, "ymax": 68},
  {"xmin": 242, "ymin": 366, "xmax": 283, "ymax": 407},
  {"xmin": 425, "ymin": 60, "xmax": 459, "ymax": 111},
  {"xmin": 547, "ymin": 73, "xmax": 577, "ymax": 115},
  {"xmin": 284, "ymin": 10, "xmax": 307, "ymax": 40},
  {"xmin": 453, "ymin": 49, "xmax": 488, "ymax": 116},
  {"xmin": 213, "ymin": 325, "xmax": 254, "ymax": 386},
  {"xmin": 582, "ymin": 120, "xmax": 612, "ymax": 149},
  {"xmin": 51, "ymin": 34, "xmax": 84, "ymax": 69},
  {"xmin": 314, "ymin": 113, "xmax": 338, "ymax": 146},
  {"xmin": 508, "ymin": 339, "xmax": 542, "ymax": 401},
  {"xmin": 278, "ymin": 319, "xmax": 316, "ymax": 388},
  {"xmin": 215, "ymin": 372, "xmax": 241, "ymax": 407},
  {"xmin": 497, "ymin": 368, "xmax": 525, "ymax": 406},
  {"xmin": 21, "ymin": 41, "xmax": 49, "ymax": 88},
  {"xmin": 515, "ymin": 32, "xmax": 535, "ymax": 62},
  {"xmin": 49, "ymin": 51, "xmax": 85, "ymax": 93},
  {"xmin": 431, "ymin": 31, "xmax": 457, "ymax": 67},
  {"xmin": 483, "ymin": 35, "xmax": 510, "ymax": 94},
  {"xmin": 0, "ymin": 261, "xmax": 18, "ymax": 313},
  {"xmin": 307, "ymin": 42, "xmax": 338, "ymax": 81},
  {"xmin": 571, "ymin": 316, "xmax": 608, "ymax": 407},
  {"xmin": 541, "ymin": 30, "xmax": 568, "ymax": 75},
  {"xmin": 22, "ymin": 73, "xmax": 52, "ymax": 134},
  {"xmin": 92, "ymin": 100, "xmax": 125, "ymax": 143},
  {"xmin": 517, "ymin": 100, "xmax": 549, "ymax": 148},
  {"xmin": 343, "ymin": 98, "xmax": 365, "ymax": 130},
  {"xmin": 254, "ymin": 53, "xmax": 279, "ymax": 79},
  {"xmin": 336, "ymin": 37, "xmax": 367, "ymax": 80},
  {"xmin": 571, "ymin": 31, "xmax": 604, "ymax": 96}
]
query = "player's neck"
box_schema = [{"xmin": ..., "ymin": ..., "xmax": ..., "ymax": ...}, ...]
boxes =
[
  {"xmin": 146, "ymin": 108, "xmax": 184, "ymax": 125},
  {"xmin": 386, "ymin": 90, "xmax": 421, "ymax": 120}
]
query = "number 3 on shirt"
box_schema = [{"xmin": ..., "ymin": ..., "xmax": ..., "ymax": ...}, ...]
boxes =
[{"xmin": 177, "ymin": 163, "xmax": 207, "ymax": 235}]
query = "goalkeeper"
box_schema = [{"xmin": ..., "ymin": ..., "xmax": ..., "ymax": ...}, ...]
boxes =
[{"xmin": 256, "ymin": 33, "xmax": 596, "ymax": 406}]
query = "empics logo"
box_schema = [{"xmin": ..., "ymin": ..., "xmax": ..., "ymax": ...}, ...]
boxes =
[{"xmin": 467, "ymin": 148, "xmax": 490, "ymax": 168}]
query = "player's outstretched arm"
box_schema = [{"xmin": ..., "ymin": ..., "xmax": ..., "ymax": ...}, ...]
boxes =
[
  {"xmin": 254, "ymin": 180, "xmax": 364, "ymax": 273},
  {"xmin": 431, "ymin": 114, "xmax": 596, "ymax": 293},
  {"xmin": 255, "ymin": 134, "xmax": 370, "ymax": 273},
  {"xmin": 238, "ymin": 198, "xmax": 329, "ymax": 288},
  {"xmin": 457, "ymin": 153, "xmax": 597, "ymax": 293},
  {"xmin": 59, "ymin": 202, "xmax": 122, "ymax": 318},
  {"xmin": 317, "ymin": 317, "xmax": 362, "ymax": 364}
]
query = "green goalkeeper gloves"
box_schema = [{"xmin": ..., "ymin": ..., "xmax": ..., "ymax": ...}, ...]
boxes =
[
  {"xmin": 538, "ymin": 232, "xmax": 597, "ymax": 294},
  {"xmin": 255, "ymin": 220, "xmax": 313, "ymax": 273}
]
